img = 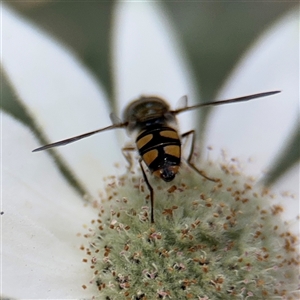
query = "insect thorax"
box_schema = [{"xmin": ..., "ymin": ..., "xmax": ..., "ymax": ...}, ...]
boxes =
[{"xmin": 123, "ymin": 96, "xmax": 177, "ymax": 134}]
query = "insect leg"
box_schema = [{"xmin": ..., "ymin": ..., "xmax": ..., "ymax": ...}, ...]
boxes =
[
  {"xmin": 122, "ymin": 146, "xmax": 136, "ymax": 171},
  {"xmin": 181, "ymin": 130, "xmax": 219, "ymax": 182},
  {"xmin": 139, "ymin": 159, "xmax": 155, "ymax": 224}
]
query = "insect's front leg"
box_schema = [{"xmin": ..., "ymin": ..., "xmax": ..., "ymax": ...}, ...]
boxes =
[
  {"xmin": 139, "ymin": 159, "xmax": 155, "ymax": 224},
  {"xmin": 181, "ymin": 130, "xmax": 219, "ymax": 182},
  {"xmin": 122, "ymin": 146, "xmax": 154, "ymax": 223},
  {"xmin": 121, "ymin": 146, "xmax": 136, "ymax": 171}
]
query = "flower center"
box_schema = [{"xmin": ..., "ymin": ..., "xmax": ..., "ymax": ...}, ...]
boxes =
[{"xmin": 80, "ymin": 158, "xmax": 299, "ymax": 299}]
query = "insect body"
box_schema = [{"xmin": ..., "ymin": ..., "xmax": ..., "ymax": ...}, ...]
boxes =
[
  {"xmin": 33, "ymin": 91, "xmax": 280, "ymax": 223},
  {"xmin": 124, "ymin": 97, "xmax": 181, "ymax": 182}
]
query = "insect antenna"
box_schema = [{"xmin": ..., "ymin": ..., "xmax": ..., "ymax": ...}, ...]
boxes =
[
  {"xmin": 32, "ymin": 122, "xmax": 128, "ymax": 152},
  {"xmin": 171, "ymin": 91, "xmax": 281, "ymax": 115}
]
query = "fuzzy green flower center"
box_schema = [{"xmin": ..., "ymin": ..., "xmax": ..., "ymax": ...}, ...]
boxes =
[{"xmin": 81, "ymin": 159, "xmax": 299, "ymax": 300}]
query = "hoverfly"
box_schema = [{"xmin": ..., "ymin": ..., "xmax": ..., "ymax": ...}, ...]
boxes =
[{"xmin": 33, "ymin": 91, "xmax": 280, "ymax": 223}]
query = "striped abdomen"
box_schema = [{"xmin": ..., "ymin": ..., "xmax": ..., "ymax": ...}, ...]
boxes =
[{"xmin": 136, "ymin": 126, "xmax": 181, "ymax": 181}]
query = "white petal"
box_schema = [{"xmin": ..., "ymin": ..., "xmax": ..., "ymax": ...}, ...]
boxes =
[
  {"xmin": 2, "ymin": 111, "xmax": 97, "ymax": 298},
  {"xmin": 112, "ymin": 1, "xmax": 198, "ymax": 137},
  {"xmin": 1, "ymin": 5, "xmax": 120, "ymax": 197},
  {"xmin": 204, "ymin": 11, "xmax": 299, "ymax": 176}
]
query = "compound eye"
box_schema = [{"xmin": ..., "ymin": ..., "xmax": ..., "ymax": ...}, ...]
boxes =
[{"xmin": 160, "ymin": 168, "xmax": 176, "ymax": 182}]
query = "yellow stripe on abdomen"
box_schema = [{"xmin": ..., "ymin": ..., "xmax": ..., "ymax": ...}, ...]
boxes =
[
  {"xmin": 159, "ymin": 130, "xmax": 179, "ymax": 140},
  {"xmin": 142, "ymin": 149, "xmax": 159, "ymax": 166},
  {"xmin": 136, "ymin": 134, "xmax": 153, "ymax": 150},
  {"xmin": 164, "ymin": 145, "xmax": 180, "ymax": 158}
]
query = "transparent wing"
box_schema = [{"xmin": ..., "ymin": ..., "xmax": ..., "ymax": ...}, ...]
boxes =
[
  {"xmin": 175, "ymin": 95, "xmax": 188, "ymax": 110},
  {"xmin": 110, "ymin": 112, "xmax": 123, "ymax": 125}
]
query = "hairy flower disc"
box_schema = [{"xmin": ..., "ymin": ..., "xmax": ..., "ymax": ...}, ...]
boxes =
[{"xmin": 82, "ymin": 158, "xmax": 299, "ymax": 300}]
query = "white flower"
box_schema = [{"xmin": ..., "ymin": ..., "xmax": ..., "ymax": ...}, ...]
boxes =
[{"xmin": 1, "ymin": 3, "xmax": 298, "ymax": 299}]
